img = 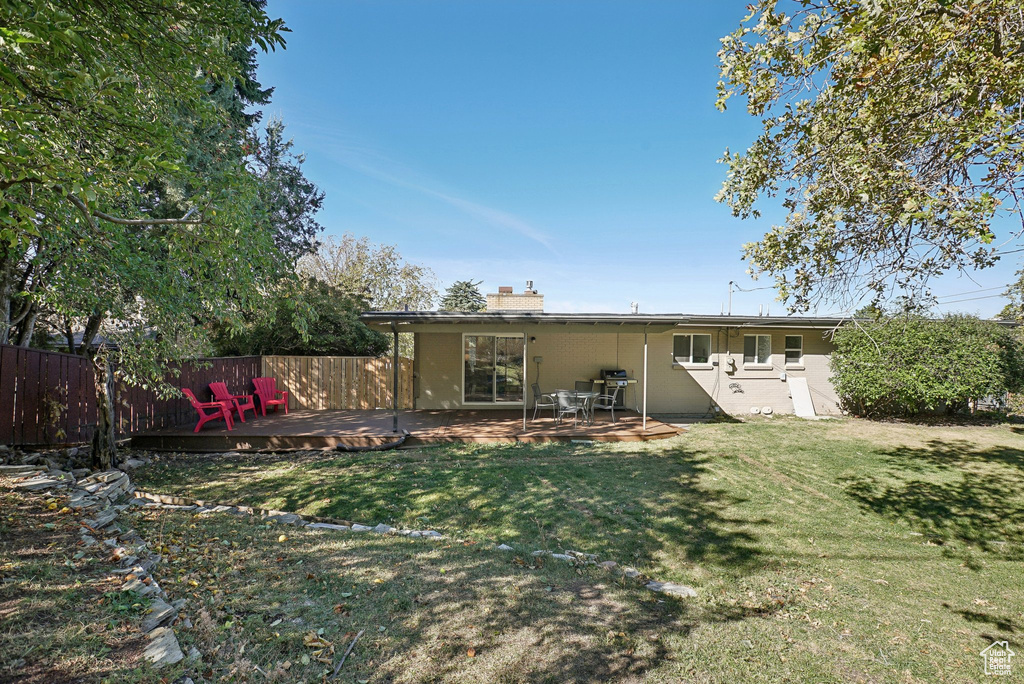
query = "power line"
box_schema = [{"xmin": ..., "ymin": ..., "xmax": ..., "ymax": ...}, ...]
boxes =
[
  {"xmin": 934, "ymin": 285, "xmax": 1007, "ymax": 300},
  {"xmin": 933, "ymin": 293, "xmax": 1007, "ymax": 305}
]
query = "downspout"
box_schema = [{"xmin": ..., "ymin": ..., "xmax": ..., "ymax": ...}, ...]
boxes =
[
  {"xmin": 642, "ymin": 324, "xmax": 649, "ymax": 431},
  {"xmin": 391, "ymin": 322, "xmax": 399, "ymax": 434}
]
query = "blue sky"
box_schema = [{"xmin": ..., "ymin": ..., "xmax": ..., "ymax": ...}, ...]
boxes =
[{"xmin": 258, "ymin": 0, "xmax": 1019, "ymax": 317}]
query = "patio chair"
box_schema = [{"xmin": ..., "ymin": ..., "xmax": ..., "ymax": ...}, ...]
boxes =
[
  {"xmin": 573, "ymin": 381, "xmax": 595, "ymax": 425},
  {"xmin": 209, "ymin": 381, "xmax": 257, "ymax": 423},
  {"xmin": 555, "ymin": 390, "xmax": 584, "ymax": 428},
  {"xmin": 531, "ymin": 383, "xmax": 557, "ymax": 421},
  {"xmin": 252, "ymin": 377, "xmax": 289, "ymax": 416},
  {"xmin": 181, "ymin": 388, "xmax": 234, "ymax": 433},
  {"xmin": 591, "ymin": 386, "xmax": 621, "ymax": 424}
]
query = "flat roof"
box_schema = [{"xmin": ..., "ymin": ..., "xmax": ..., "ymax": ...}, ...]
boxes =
[{"xmin": 360, "ymin": 311, "xmax": 851, "ymax": 328}]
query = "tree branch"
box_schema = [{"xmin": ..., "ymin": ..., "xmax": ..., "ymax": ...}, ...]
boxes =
[{"xmin": 63, "ymin": 190, "xmax": 205, "ymax": 226}]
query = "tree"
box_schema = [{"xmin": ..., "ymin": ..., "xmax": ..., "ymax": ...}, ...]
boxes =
[
  {"xmin": 716, "ymin": 1, "xmax": 1024, "ymax": 312},
  {"xmin": 211, "ymin": 278, "xmax": 389, "ymax": 357},
  {"xmin": 298, "ymin": 234, "xmax": 438, "ymax": 311},
  {"xmin": 0, "ymin": 0, "xmax": 294, "ymax": 468},
  {"xmin": 1000, "ymin": 267, "xmax": 1024, "ymax": 320},
  {"xmin": 439, "ymin": 280, "xmax": 486, "ymax": 312},
  {"xmin": 830, "ymin": 314, "xmax": 1024, "ymax": 417}
]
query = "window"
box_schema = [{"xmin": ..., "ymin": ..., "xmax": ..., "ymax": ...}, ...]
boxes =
[
  {"xmin": 743, "ymin": 334, "xmax": 771, "ymax": 366},
  {"xmin": 673, "ymin": 334, "xmax": 712, "ymax": 365},
  {"xmin": 785, "ymin": 335, "xmax": 803, "ymax": 366},
  {"xmin": 464, "ymin": 334, "xmax": 524, "ymax": 403}
]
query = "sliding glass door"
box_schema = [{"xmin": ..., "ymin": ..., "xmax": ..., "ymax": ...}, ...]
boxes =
[{"xmin": 464, "ymin": 334, "xmax": 524, "ymax": 403}]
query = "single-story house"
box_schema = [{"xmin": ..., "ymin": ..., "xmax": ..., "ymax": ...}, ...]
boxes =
[{"xmin": 362, "ymin": 286, "xmax": 845, "ymax": 420}]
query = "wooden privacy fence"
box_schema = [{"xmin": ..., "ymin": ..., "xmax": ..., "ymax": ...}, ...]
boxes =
[
  {"xmin": 261, "ymin": 355, "xmax": 413, "ymax": 410},
  {"xmin": 0, "ymin": 345, "xmax": 260, "ymax": 446},
  {"xmin": 0, "ymin": 345, "xmax": 410, "ymax": 446}
]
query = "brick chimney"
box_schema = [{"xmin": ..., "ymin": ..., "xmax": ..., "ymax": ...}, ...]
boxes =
[{"xmin": 486, "ymin": 281, "xmax": 543, "ymax": 312}]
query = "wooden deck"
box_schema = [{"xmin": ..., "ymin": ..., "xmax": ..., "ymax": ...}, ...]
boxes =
[{"xmin": 129, "ymin": 409, "xmax": 683, "ymax": 452}]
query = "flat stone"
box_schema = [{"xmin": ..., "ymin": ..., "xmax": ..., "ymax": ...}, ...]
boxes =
[
  {"xmin": 144, "ymin": 627, "xmax": 183, "ymax": 667},
  {"xmin": 80, "ymin": 535, "xmax": 97, "ymax": 547},
  {"xmin": 14, "ymin": 475, "xmax": 68, "ymax": 491},
  {"xmin": 645, "ymin": 581, "xmax": 697, "ymax": 598},
  {"xmin": 306, "ymin": 523, "xmax": 350, "ymax": 531},
  {"xmin": 422, "ymin": 530, "xmax": 442, "ymax": 538},
  {"xmin": 496, "ymin": 544, "xmax": 514, "ymax": 551},
  {"xmin": 532, "ymin": 550, "xmax": 550, "ymax": 556},
  {"xmin": 210, "ymin": 505, "xmax": 235, "ymax": 513},
  {"xmin": 550, "ymin": 553, "xmax": 574, "ymax": 562},
  {"xmin": 85, "ymin": 509, "xmax": 118, "ymax": 529},
  {"xmin": 351, "ymin": 524, "xmax": 372, "ymax": 532},
  {"xmin": 121, "ymin": 458, "xmax": 146, "ymax": 469},
  {"xmin": 0, "ymin": 464, "xmax": 44, "ymax": 474},
  {"xmin": 266, "ymin": 513, "xmax": 301, "ymax": 525},
  {"xmin": 187, "ymin": 646, "xmax": 201, "ymax": 661},
  {"xmin": 159, "ymin": 504, "xmax": 196, "ymax": 511},
  {"xmin": 373, "ymin": 523, "xmax": 394, "ymax": 534},
  {"xmin": 598, "ymin": 560, "xmax": 618, "ymax": 570},
  {"xmin": 623, "ymin": 567, "xmax": 641, "ymax": 579},
  {"xmin": 122, "ymin": 578, "xmax": 160, "ymax": 597},
  {"xmin": 141, "ymin": 598, "xmax": 178, "ymax": 632}
]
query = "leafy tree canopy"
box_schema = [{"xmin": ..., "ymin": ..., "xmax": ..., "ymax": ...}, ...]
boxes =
[
  {"xmin": 439, "ymin": 280, "xmax": 486, "ymax": 312},
  {"xmin": 830, "ymin": 314, "xmax": 1024, "ymax": 417},
  {"xmin": 211, "ymin": 278, "xmax": 389, "ymax": 357},
  {"xmin": 298, "ymin": 234, "xmax": 438, "ymax": 311},
  {"xmin": 717, "ymin": 0, "xmax": 1024, "ymax": 311}
]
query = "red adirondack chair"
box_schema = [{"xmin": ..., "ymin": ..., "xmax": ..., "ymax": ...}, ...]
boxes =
[
  {"xmin": 181, "ymin": 388, "xmax": 234, "ymax": 433},
  {"xmin": 252, "ymin": 377, "xmax": 289, "ymax": 416},
  {"xmin": 209, "ymin": 382, "xmax": 257, "ymax": 423}
]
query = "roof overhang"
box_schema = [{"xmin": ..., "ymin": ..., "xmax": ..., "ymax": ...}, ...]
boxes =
[{"xmin": 360, "ymin": 311, "xmax": 853, "ymax": 330}]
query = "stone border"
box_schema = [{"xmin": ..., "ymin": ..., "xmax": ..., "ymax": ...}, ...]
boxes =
[
  {"xmin": 7, "ymin": 465, "xmax": 188, "ymax": 669},
  {"xmin": 132, "ymin": 490, "xmax": 695, "ymax": 600}
]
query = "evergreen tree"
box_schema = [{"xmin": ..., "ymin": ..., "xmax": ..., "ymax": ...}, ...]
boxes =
[{"xmin": 439, "ymin": 281, "xmax": 486, "ymax": 312}]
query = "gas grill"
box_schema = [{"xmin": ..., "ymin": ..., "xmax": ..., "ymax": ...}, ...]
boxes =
[{"xmin": 599, "ymin": 369, "xmax": 632, "ymax": 408}]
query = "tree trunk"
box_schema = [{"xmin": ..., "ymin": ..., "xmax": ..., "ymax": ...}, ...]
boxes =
[
  {"xmin": 80, "ymin": 313, "xmax": 103, "ymax": 353},
  {"xmin": 89, "ymin": 352, "xmax": 117, "ymax": 470},
  {"xmin": 15, "ymin": 308, "xmax": 37, "ymax": 347}
]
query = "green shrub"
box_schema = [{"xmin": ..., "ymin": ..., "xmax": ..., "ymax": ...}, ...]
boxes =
[{"xmin": 830, "ymin": 315, "xmax": 1024, "ymax": 418}]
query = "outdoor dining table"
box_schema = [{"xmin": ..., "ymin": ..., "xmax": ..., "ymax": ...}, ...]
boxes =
[{"xmin": 551, "ymin": 390, "xmax": 600, "ymax": 426}]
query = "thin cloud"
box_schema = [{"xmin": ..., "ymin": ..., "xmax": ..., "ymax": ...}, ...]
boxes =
[{"xmin": 305, "ymin": 130, "xmax": 557, "ymax": 252}]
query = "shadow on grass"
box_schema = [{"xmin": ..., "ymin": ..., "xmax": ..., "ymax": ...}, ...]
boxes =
[
  {"xmin": 138, "ymin": 441, "xmax": 771, "ymax": 581},
  {"xmin": 942, "ymin": 603, "xmax": 1020, "ymax": 635},
  {"xmin": 841, "ymin": 441, "xmax": 1024, "ymax": 558}
]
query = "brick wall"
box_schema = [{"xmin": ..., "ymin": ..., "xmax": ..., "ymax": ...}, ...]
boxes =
[
  {"xmin": 411, "ymin": 325, "xmax": 841, "ymax": 416},
  {"xmin": 485, "ymin": 293, "xmax": 544, "ymax": 311}
]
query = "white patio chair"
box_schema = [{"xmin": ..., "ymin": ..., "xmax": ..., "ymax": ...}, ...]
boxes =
[{"xmin": 531, "ymin": 383, "xmax": 557, "ymax": 421}]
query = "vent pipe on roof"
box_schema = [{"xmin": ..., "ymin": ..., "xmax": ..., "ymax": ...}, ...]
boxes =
[{"xmin": 630, "ymin": 302, "xmax": 639, "ymax": 314}]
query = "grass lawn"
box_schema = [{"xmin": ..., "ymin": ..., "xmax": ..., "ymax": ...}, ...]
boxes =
[
  {"xmin": 0, "ymin": 489, "xmax": 173, "ymax": 684},
  {"xmin": 124, "ymin": 418, "xmax": 1024, "ymax": 682}
]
